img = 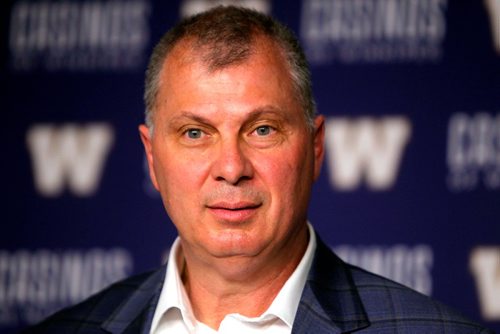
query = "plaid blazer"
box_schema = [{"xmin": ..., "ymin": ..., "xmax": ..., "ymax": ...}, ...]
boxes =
[{"xmin": 23, "ymin": 234, "xmax": 493, "ymax": 333}]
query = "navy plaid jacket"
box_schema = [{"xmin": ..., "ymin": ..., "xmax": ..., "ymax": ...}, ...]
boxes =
[{"xmin": 23, "ymin": 235, "xmax": 494, "ymax": 333}]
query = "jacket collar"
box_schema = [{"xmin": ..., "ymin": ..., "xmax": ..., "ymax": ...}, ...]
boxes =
[
  {"xmin": 101, "ymin": 266, "xmax": 166, "ymax": 334},
  {"xmin": 293, "ymin": 234, "xmax": 370, "ymax": 333}
]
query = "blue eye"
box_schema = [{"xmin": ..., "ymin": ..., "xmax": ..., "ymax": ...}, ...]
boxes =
[
  {"xmin": 255, "ymin": 126, "xmax": 271, "ymax": 136},
  {"xmin": 186, "ymin": 129, "xmax": 203, "ymax": 139}
]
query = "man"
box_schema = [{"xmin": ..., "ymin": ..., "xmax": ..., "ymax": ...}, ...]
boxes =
[{"xmin": 25, "ymin": 6, "xmax": 492, "ymax": 334}]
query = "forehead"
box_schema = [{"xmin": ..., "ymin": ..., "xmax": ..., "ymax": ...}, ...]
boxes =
[
  {"xmin": 165, "ymin": 34, "xmax": 288, "ymax": 71},
  {"xmin": 155, "ymin": 36, "xmax": 300, "ymax": 116},
  {"xmin": 162, "ymin": 36, "xmax": 293, "ymax": 90}
]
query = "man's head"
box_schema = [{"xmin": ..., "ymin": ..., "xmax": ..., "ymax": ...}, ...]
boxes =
[
  {"xmin": 140, "ymin": 6, "xmax": 324, "ymax": 278},
  {"xmin": 144, "ymin": 5, "xmax": 316, "ymax": 131}
]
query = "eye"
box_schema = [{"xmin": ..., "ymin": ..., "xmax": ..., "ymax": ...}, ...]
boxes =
[
  {"xmin": 254, "ymin": 125, "xmax": 273, "ymax": 136},
  {"xmin": 185, "ymin": 128, "xmax": 203, "ymax": 139}
]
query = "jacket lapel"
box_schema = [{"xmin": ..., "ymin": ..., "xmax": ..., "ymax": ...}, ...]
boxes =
[
  {"xmin": 101, "ymin": 267, "xmax": 166, "ymax": 334},
  {"xmin": 293, "ymin": 235, "xmax": 370, "ymax": 333}
]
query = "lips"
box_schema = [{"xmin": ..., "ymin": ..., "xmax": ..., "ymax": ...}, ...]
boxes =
[{"xmin": 206, "ymin": 201, "xmax": 262, "ymax": 222}]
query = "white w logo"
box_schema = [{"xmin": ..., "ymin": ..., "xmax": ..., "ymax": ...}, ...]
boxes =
[
  {"xmin": 470, "ymin": 247, "xmax": 500, "ymax": 320},
  {"xmin": 26, "ymin": 123, "xmax": 114, "ymax": 197},
  {"xmin": 325, "ymin": 117, "xmax": 411, "ymax": 190},
  {"xmin": 485, "ymin": 0, "xmax": 500, "ymax": 54}
]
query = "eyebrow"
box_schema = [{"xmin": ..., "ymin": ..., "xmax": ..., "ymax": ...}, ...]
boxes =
[
  {"xmin": 167, "ymin": 106, "xmax": 290, "ymax": 127},
  {"xmin": 168, "ymin": 112, "xmax": 212, "ymax": 126},
  {"xmin": 243, "ymin": 106, "xmax": 291, "ymax": 124}
]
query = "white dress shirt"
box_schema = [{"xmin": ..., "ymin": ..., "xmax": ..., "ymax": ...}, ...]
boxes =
[{"xmin": 150, "ymin": 224, "xmax": 316, "ymax": 334}]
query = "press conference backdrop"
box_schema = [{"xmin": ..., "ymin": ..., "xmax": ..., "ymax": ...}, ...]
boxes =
[{"xmin": 1, "ymin": 0, "xmax": 499, "ymax": 332}]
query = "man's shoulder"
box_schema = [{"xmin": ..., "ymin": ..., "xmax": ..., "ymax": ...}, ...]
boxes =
[
  {"xmin": 21, "ymin": 269, "xmax": 160, "ymax": 333},
  {"xmin": 303, "ymin": 238, "xmax": 493, "ymax": 333},
  {"xmin": 346, "ymin": 263, "xmax": 491, "ymax": 332}
]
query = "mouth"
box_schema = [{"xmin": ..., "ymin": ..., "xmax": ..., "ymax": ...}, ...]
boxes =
[{"xmin": 206, "ymin": 202, "xmax": 262, "ymax": 223}]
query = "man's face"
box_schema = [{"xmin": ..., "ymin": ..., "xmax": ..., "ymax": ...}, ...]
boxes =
[{"xmin": 140, "ymin": 38, "xmax": 324, "ymax": 271}]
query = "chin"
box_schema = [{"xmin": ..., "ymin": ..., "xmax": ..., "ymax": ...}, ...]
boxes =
[{"xmin": 205, "ymin": 232, "xmax": 268, "ymax": 258}]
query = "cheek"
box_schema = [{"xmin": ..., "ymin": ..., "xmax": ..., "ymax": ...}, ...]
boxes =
[
  {"xmin": 153, "ymin": 149, "xmax": 208, "ymax": 202},
  {"xmin": 160, "ymin": 159, "xmax": 207, "ymax": 196},
  {"xmin": 256, "ymin": 147, "xmax": 312, "ymax": 198},
  {"xmin": 155, "ymin": 155, "xmax": 206, "ymax": 228}
]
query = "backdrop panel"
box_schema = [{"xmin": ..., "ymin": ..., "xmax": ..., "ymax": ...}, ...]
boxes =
[{"xmin": 1, "ymin": 0, "xmax": 499, "ymax": 332}]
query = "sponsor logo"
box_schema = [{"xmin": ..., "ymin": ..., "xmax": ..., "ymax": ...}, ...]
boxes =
[
  {"xmin": 26, "ymin": 123, "xmax": 114, "ymax": 197},
  {"xmin": 470, "ymin": 247, "xmax": 500, "ymax": 320},
  {"xmin": 9, "ymin": 0, "xmax": 151, "ymax": 71},
  {"xmin": 301, "ymin": 0, "xmax": 448, "ymax": 64},
  {"xmin": 325, "ymin": 116, "xmax": 411, "ymax": 191},
  {"xmin": 447, "ymin": 112, "xmax": 500, "ymax": 191},
  {"xmin": 180, "ymin": 0, "xmax": 271, "ymax": 18},
  {"xmin": 485, "ymin": 0, "xmax": 500, "ymax": 55},
  {"xmin": 0, "ymin": 248, "xmax": 133, "ymax": 326},
  {"xmin": 334, "ymin": 244, "xmax": 433, "ymax": 295}
]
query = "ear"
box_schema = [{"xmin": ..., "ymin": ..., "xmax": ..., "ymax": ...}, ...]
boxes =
[
  {"xmin": 312, "ymin": 115, "xmax": 325, "ymax": 181},
  {"xmin": 139, "ymin": 124, "xmax": 160, "ymax": 191}
]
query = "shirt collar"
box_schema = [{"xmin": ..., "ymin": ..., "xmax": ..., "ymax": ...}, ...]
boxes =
[
  {"xmin": 150, "ymin": 223, "xmax": 317, "ymax": 331},
  {"xmin": 150, "ymin": 237, "xmax": 196, "ymax": 332},
  {"xmin": 264, "ymin": 223, "xmax": 316, "ymax": 327}
]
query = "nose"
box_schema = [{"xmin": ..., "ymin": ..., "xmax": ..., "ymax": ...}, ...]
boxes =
[{"xmin": 211, "ymin": 137, "xmax": 253, "ymax": 185}]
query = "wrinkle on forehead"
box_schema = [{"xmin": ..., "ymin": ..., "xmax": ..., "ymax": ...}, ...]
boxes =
[
  {"xmin": 164, "ymin": 35, "xmax": 288, "ymax": 75},
  {"xmin": 160, "ymin": 37, "xmax": 295, "ymax": 101},
  {"xmin": 152, "ymin": 36, "xmax": 303, "ymax": 135}
]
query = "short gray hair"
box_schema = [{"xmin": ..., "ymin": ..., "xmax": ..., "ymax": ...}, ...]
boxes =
[{"xmin": 144, "ymin": 6, "xmax": 316, "ymax": 130}]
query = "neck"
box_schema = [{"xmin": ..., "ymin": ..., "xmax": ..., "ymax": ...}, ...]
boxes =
[{"xmin": 179, "ymin": 225, "xmax": 309, "ymax": 329}]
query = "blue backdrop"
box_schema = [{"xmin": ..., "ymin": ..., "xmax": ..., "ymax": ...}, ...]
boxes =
[{"xmin": 2, "ymin": 0, "xmax": 499, "ymax": 332}]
